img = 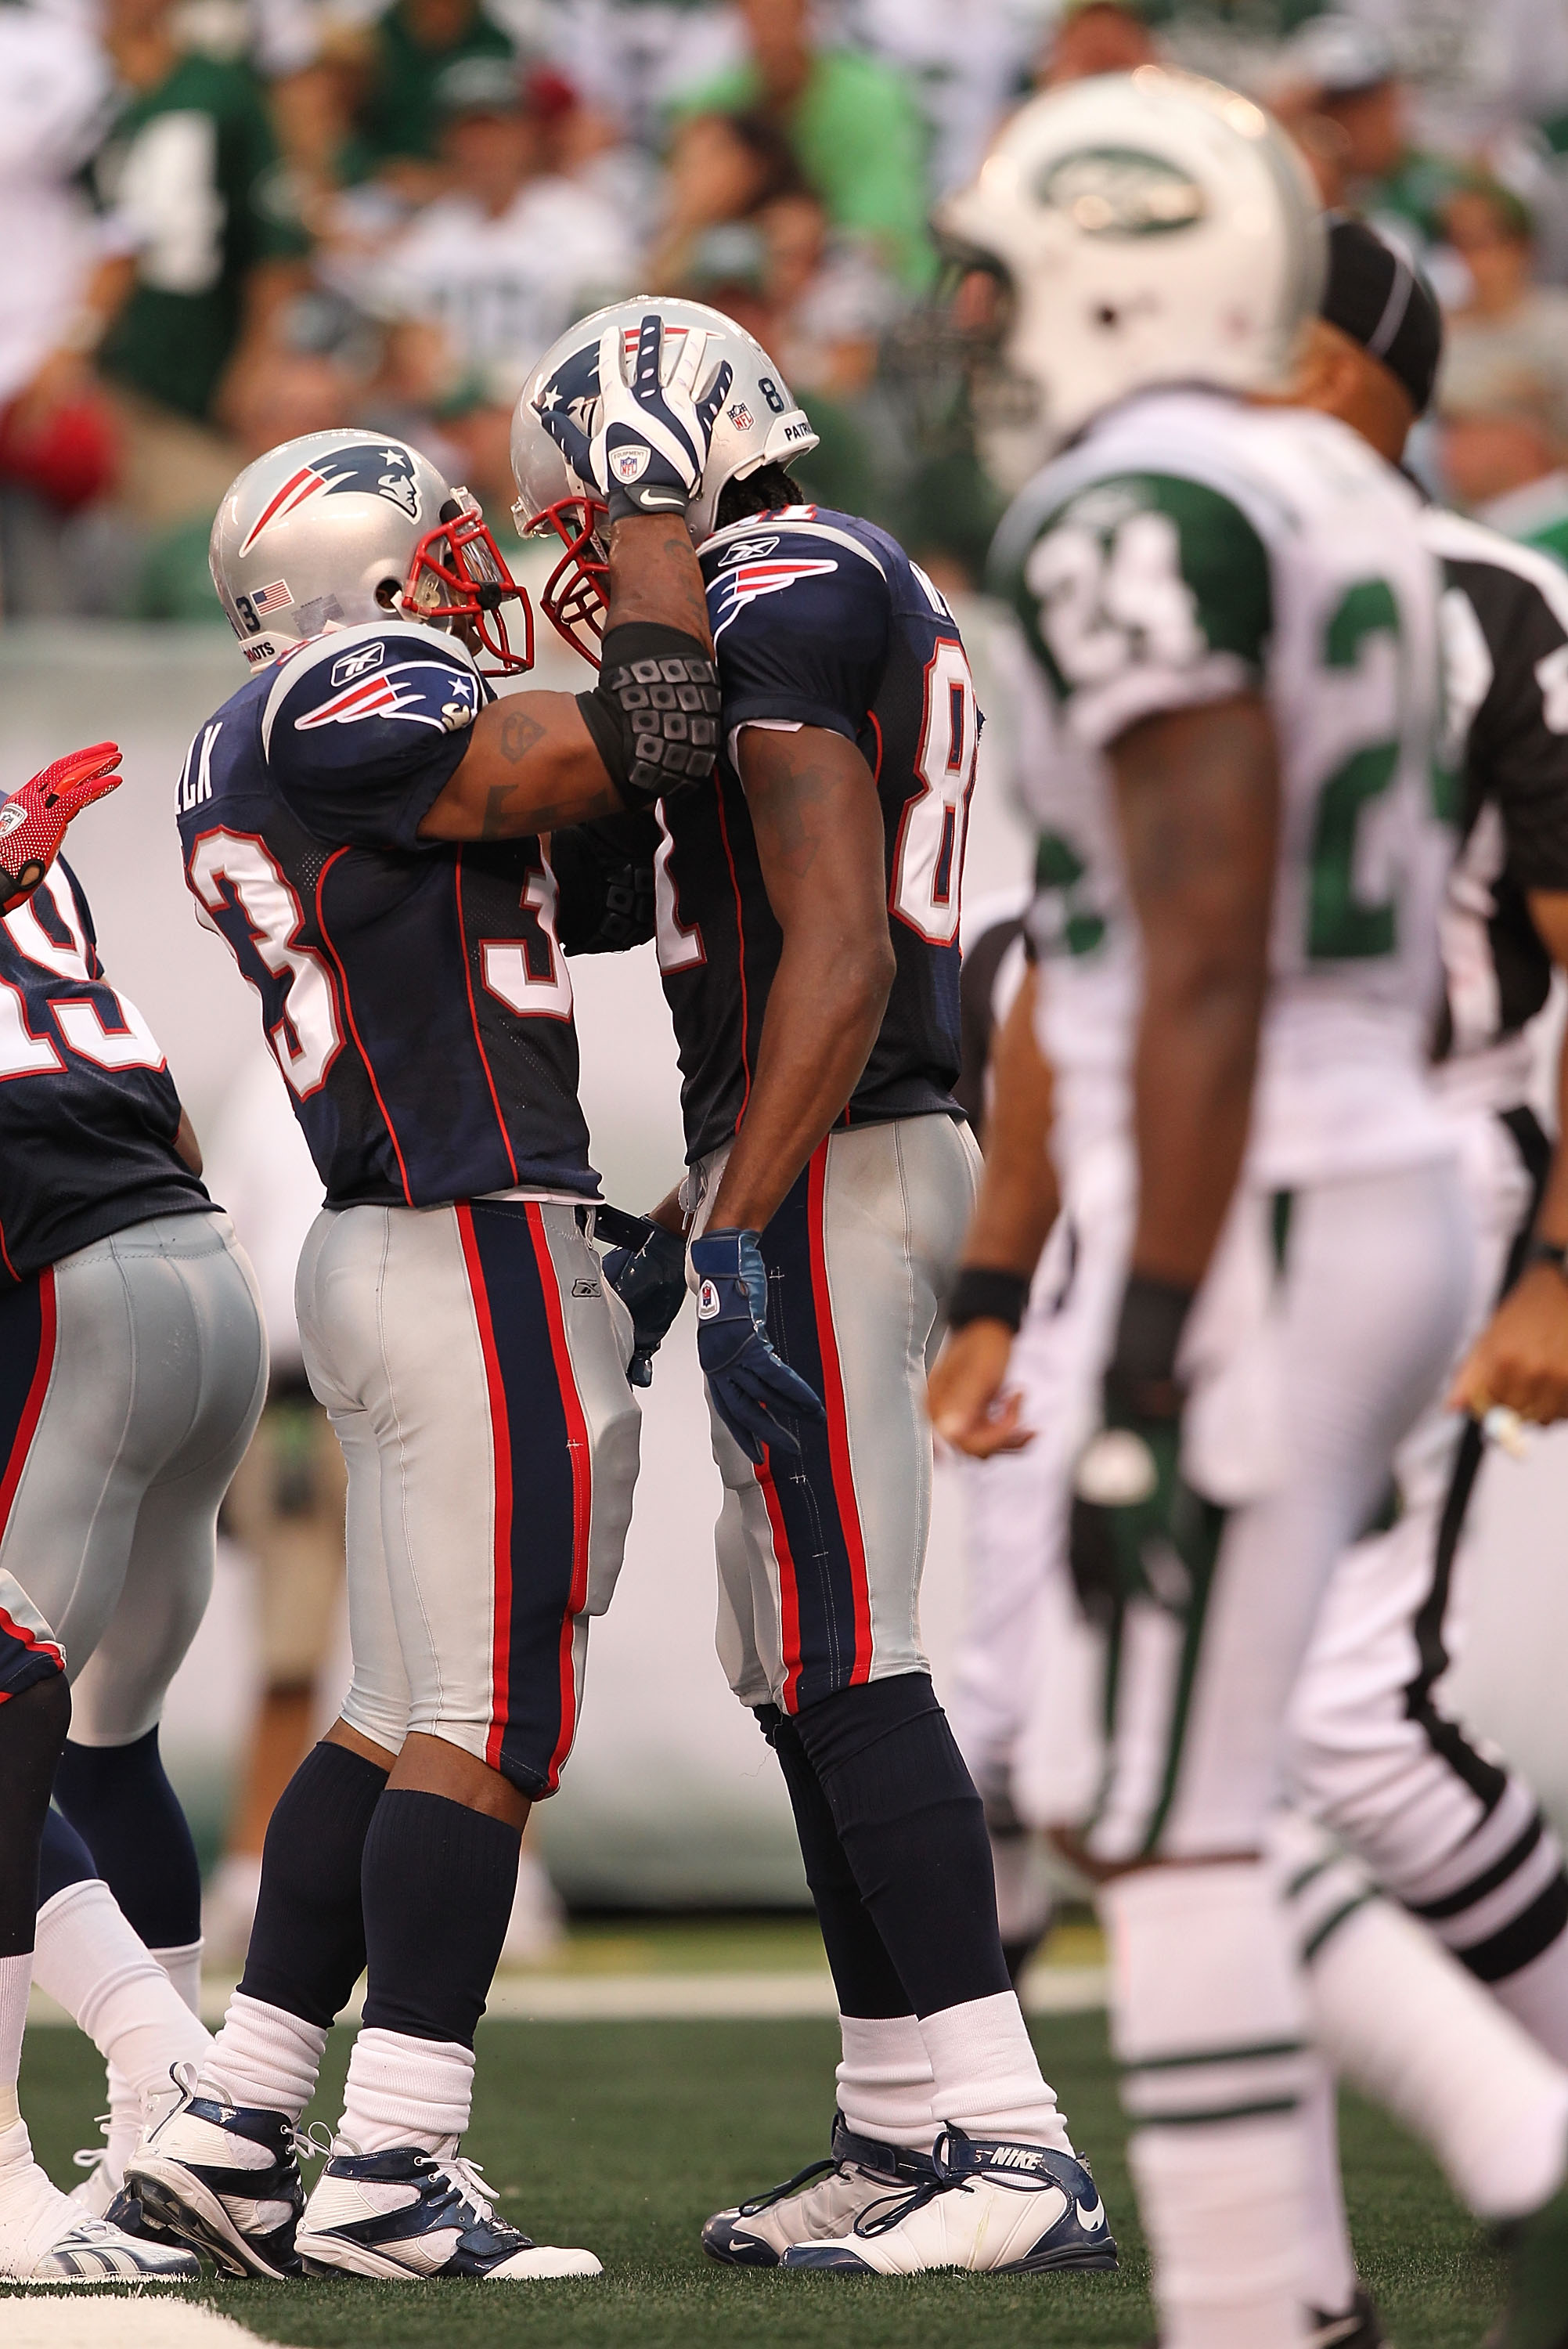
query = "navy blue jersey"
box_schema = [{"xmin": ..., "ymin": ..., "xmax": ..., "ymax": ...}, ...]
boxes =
[
  {"xmin": 0, "ymin": 860, "xmax": 209, "ymax": 1286},
  {"xmin": 656, "ymin": 507, "xmax": 975, "ymax": 1164},
  {"xmin": 175, "ymin": 620, "xmax": 595, "ymax": 1208}
]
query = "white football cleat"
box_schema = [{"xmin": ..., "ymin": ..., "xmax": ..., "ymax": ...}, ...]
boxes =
[
  {"xmin": 780, "ymin": 2125, "xmax": 1119, "ymax": 2275},
  {"xmin": 702, "ymin": 2113, "xmax": 937, "ymax": 2266},
  {"xmin": 296, "ymin": 2142, "xmax": 601, "ymax": 2280},
  {"xmin": 0, "ymin": 2131, "xmax": 199, "ymax": 2284}
]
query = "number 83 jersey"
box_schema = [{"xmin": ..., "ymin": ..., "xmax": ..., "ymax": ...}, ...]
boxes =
[
  {"xmin": 658, "ymin": 506, "xmax": 976, "ymax": 1164},
  {"xmin": 991, "ymin": 388, "xmax": 1457, "ymax": 1189}
]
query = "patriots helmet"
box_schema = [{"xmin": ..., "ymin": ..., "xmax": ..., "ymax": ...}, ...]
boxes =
[
  {"xmin": 510, "ymin": 297, "xmax": 818, "ymax": 663},
  {"xmin": 933, "ymin": 69, "xmax": 1325, "ymax": 491},
  {"xmin": 209, "ymin": 428, "xmax": 533, "ymax": 673}
]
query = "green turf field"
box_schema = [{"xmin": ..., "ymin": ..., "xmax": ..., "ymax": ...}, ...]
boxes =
[{"xmin": 13, "ymin": 2012, "xmax": 1501, "ymax": 2346}]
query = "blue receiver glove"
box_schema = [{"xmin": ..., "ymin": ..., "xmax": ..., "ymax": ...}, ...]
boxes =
[
  {"xmin": 535, "ymin": 313, "xmax": 734, "ymax": 523},
  {"xmin": 690, "ymin": 1227, "xmax": 825, "ymax": 1466},
  {"xmin": 597, "ymin": 1207, "xmax": 689, "ymax": 1387}
]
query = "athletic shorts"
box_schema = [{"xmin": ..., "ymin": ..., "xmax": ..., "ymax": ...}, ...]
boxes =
[
  {"xmin": 690, "ymin": 1113, "xmax": 980, "ymax": 1716},
  {"xmin": 0, "ymin": 1209, "xmax": 265, "ymax": 1730},
  {"xmin": 297, "ymin": 1198, "xmax": 640, "ymax": 1799}
]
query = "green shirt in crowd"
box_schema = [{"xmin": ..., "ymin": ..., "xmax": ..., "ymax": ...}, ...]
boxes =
[
  {"xmin": 96, "ymin": 52, "xmax": 308, "ymax": 423},
  {"xmin": 673, "ymin": 48, "xmax": 934, "ymax": 290},
  {"xmin": 345, "ymin": 2, "xmax": 515, "ymax": 176}
]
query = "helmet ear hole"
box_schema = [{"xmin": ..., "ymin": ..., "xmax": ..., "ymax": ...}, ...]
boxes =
[{"xmin": 375, "ymin": 577, "xmax": 402, "ymax": 609}]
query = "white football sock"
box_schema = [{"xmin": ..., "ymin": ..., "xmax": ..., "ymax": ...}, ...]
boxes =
[
  {"xmin": 337, "ymin": 2027, "xmax": 474, "ymax": 2154},
  {"xmin": 1104, "ymin": 1861, "xmax": 1313, "ymax": 2349},
  {"xmin": 1307, "ymin": 1890, "xmax": 1568, "ymax": 2221},
  {"xmin": 32, "ymin": 1880, "xmax": 209, "ymax": 2108},
  {"xmin": 918, "ymin": 1990, "xmax": 1072, "ymax": 2149},
  {"xmin": 153, "ymin": 1939, "xmax": 203, "ymax": 2018},
  {"xmin": 1298, "ymin": 2057, "xmax": 1357, "ymax": 2316},
  {"xmin": 1494, "ymin": 1928, "xmax": 1568, "ymax": 2070},
  {"xmin": 836, "ymin": 2013, "xmax": 934, "ymax": 2150},
  {"xmin": 0, "ymin": 1952, "xmax": 31, "ymax": 2131},
  {"xmin": 200, "ymin": 1990, "xmax": 327, "ymax": 2123}
]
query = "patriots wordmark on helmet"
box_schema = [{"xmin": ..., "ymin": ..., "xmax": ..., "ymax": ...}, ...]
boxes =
[
  {"xmin": 710, "ymin": 557, "xmax": 838, "ymax": 642},
  {"xmin": 239, "ymin": 444, "xmax": 423, "ymax": 556}
]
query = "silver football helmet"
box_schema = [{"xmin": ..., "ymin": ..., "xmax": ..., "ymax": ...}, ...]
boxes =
[
  {"xmin": 209, "ymin": 428, "xmax": 532, "ymax": 673},
  {"xmin": 510, "ymin": 298, "xmax": 818, "ymax": 662}
]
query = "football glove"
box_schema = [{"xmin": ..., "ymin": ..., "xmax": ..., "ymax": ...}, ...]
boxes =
[
  {"xmin": 1069, "ymin": 1273, "xmax": 1224, "ymax": 1623},
  {"xmin": 690, "ymin": 1226, "xmax": 825, "ymax": 1465},
  {"xmin": 0, "ymin": 741, "xmax": 122, "ymax": 912},
  {"xmin": 597, "ymin": 1206, "xmax": 689, "ymax": 1387},
  {"xmin": 537, "ymin": 314, "xmax": 733, "ymax": 523}
]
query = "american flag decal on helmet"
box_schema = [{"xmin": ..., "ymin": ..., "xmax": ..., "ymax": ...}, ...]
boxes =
[
  {"xmin": 709, "ymin": 555, "xmax": 838, "ymax": 640},
  {"xmin": 239, "ymin": 444, "xmax": 422, "ymax": 554}
]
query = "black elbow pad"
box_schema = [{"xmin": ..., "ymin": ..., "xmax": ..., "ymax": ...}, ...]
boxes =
[
  {"xmin": 576, "ymin": 621, "xmax": 720, "ymax": 813},
  {"xmin": 550, "ymin": 810, "xmax": 661, "ymax": 955}
]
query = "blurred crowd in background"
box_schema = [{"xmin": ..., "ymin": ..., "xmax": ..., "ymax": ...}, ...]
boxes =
[{"xmin": 9, "ymin": 0, "xmax": 1568, "ymax": 623}]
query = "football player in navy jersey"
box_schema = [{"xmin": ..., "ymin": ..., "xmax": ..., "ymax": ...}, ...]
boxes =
[
  {"xmin": 512, "ymin": 298, "xmax": 1116, "ymax": 2277},
  {"xmin": 131, "ymin": 315, "xmax": 730, "ymax": 2285},
  {"xmin": 0, "ymin": 744, "xmax": 260, "ymax": 2286}
]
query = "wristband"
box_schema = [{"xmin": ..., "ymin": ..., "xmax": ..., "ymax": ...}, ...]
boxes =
[
  {"xmin": 576, "ymin": 621, "xmax": 719, "ymax": 813},
  {"xmin": 946, "ymin": 1265, "xmax": 1030, "ymax": 1332}
]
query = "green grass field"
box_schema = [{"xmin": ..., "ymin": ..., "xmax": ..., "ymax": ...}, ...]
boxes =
[{"xmin": 13, "ymin": 2012, "xmax": 1501, "ymax": 2347}]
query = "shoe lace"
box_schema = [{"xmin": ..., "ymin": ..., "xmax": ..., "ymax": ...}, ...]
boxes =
[
  {"xmin": 296, "ymin": 2121, "xmax": 335, "ymax": 2165},
  {"xmin": 848, "ymin": 2131, "xmax": 986, "ymax": 2239},
  {"xmin": 71, "ymin": 2114, "xmax": 111, "ymax": 2175},
  {"xmin": 444, "ymin": 2151, "xmax": 513, "ymax": 2233},
  {"xmin": 737, "ymin": 2156, "xmax": 838, "ymax": 2217}
]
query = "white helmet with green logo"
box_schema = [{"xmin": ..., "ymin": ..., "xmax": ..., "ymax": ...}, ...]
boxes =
[{"xmin": 935, "ymin": 68, "xmax": 1325, "ymax": 491}]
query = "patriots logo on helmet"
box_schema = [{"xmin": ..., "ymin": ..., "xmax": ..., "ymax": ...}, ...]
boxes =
[
  {"xmin": 708, "ymin": 556, "xmax": 838, "ymax": 641},
  {"xmin": 240, "ymin": 444, "xmax": 422, "ymax": 555}
]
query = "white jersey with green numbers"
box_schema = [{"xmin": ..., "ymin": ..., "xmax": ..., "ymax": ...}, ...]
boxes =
[{"xmin": 990, "ymin": 387, "xmax": 1458, "ymax": 1190}]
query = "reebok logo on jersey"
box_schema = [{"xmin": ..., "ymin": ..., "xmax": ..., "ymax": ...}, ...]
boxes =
[
  {"xmin": 697, "ymin": 1279, "xmax": 721, "ymax": 1320},
  {"xmin": 709, "ymin": 556, "xmax": 838, "ymax": 641},
  {"xmin": 294, "ymin": 662, "xmax": 478, "ymax": 734},
  {"xmin": 331, "ymin": 641, "xmax": 386, "ymax": 688},
  {"xmin": 239, "ymin": 444, "xmax": 421, "ymax": 554}
]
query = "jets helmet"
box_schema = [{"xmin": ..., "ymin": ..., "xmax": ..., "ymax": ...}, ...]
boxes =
[
  {"xmin": 934, "ymin": 69, "xmax": 1325, "ymax": 491},
  {"xmin": 209, "ymin": 428, "xmax": 532, "ymax": 673},
  {"xmin": 510, "ymin": 297, "xmax": 818, "ymax": 662}
]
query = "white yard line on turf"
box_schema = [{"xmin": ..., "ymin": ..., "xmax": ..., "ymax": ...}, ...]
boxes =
[
  {"xmin": 30, "ymin": 1968, "xmax": 1107, "ymax": 2029},
  {"xmin": 0, "ymin": 2302, "xmax": 288, "ymax": 2345}
]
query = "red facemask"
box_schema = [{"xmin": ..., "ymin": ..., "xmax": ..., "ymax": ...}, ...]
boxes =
[
  {"xmin": 403, "ymin": 498, "xmax": 535, "ymax": 675},
  {"xmin": 521, "ymin": 493, "xmax": 610, "ymax": 669}
]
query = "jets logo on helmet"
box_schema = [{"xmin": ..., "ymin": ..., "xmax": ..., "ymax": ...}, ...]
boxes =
[
  {"xmin": 238, "ymin": 443, "xmax": 423, "ymax": 555},
  {"xmin": 710, "ymin": 557, "xmax": 838, "ymax": 642}
]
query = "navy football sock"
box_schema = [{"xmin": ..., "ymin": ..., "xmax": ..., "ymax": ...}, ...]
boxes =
[
  {"xmin": 53, "ymin": 1727, "xmax": 201, "ymax": 1950},
  {"xmin": 756, "ymin": 1705, "xmax": 910, "ymax": 2019},
  {"xmin": 37, "ymin": 1808, "xmax": 97, "ymax": 1908},
  {"xmin": 0, "ymin": 1672, "xmax": 70, "ymax": 1956},
  {"xmin": 791, "ymin": 1673, "xmax": 1011, "ymax": 2019},
  {"xmin": 360, "ymin": 1789, "xmax": 520, "ymax": 2047},
  {"xmin": 240, "ymin": 1739, "xmax": 389, "ymax": 2029}
]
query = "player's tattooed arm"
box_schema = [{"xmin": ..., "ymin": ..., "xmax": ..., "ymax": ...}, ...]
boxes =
[
  {"xmin": 1112, "ymin": 692, "xmax": 1278, "ymax": 1291},
  {"xmin": 1451, "ymin": 885, "xmax": 1568, "ymax": 1423},
  {"xmin": 417, "ymin": 692, "xmax": 622, "ymax": 841},
  {"xmin": 603, "ymin": 514, "xmax": 714, "ymax": 648},
  {"xmin": 706, "ymin": 723, "xmax": 896, "ymax": 1236},
  {"xmin": 928, "ymin": 972, "xmax": 1060, "ymax": 1457}
]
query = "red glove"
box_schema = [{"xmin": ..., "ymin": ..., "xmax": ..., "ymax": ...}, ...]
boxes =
[{"xmin": 0, "ymin": 742, "xmax": 123, "ymax": 912}]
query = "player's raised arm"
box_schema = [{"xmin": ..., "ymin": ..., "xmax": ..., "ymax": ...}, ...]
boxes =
[{"xmin": 420, "ymin": 314, "xmax": 726, "ymax": 843}]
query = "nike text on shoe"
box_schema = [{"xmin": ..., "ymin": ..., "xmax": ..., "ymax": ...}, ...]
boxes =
[
  {"xmin": 703, "ymin": 2113, "xmax": 938, "ymax": 2266},
  {"xmin": 125, "ymin": 2084, "xmax": 306, "ymax": 2279},
  {"xmin": 780, "ymin": 2126, "xmax": 1119, "ymax": 2275},
  {"xmin": 0, "ymin": 2155, "xmax": 200, "ymax": 2285},
  {"xmin": 295, "ymin": 2144, "xmax": 602, "ymax": 2280}
]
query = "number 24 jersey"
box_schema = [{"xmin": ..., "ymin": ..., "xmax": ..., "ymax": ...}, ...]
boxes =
[
  {"xmin": 991, "ymin": 389, "xmax": 1457, "ymax": 1189},
  {"xmin": 654, "ymin": 505, "xmax": 979, "ymax": 1165}
]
